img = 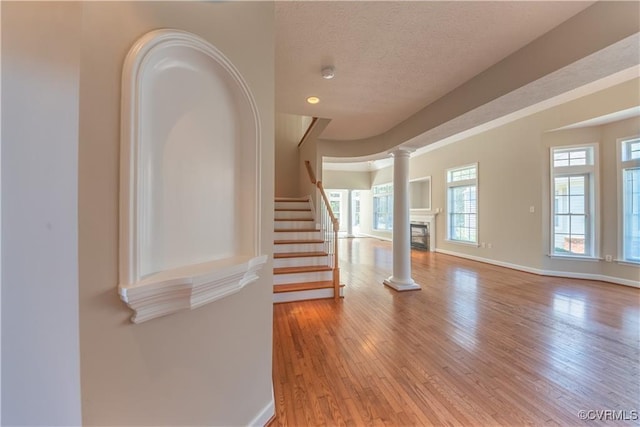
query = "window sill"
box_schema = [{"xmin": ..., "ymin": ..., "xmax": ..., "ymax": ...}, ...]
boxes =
[
  {"xmin": 547, "ymin": 254, "xmax": 600, "ymax": 262},
  {"xmin": 616, "ymin": 259, "xmax": 640, "ymax": 267},
  {"xmin": 445, "ymin": 239, "xmax": 479, "ymax": 248}
]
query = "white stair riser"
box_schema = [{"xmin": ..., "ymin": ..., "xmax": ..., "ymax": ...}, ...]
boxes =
[
  {"xmin": 274, "ymin": 231, "xmax": 322, "ymax": 240},
  {"xmin": 275, "ymin": 210, "xmax": 314, "ymax": 220},
  {"xmin": 275, "ymin": 201, "xmax": 309, "ymax": 210},
  {"xmin": 274, "ymin": 243, "xmax": 325, "ymax": 253},
  {"xmin": 273, "ymin": 256, "xmax": 329, "ymax": 268},
  {"xmin": 274, "ymin": 270, "xmax": 333, "ymax": 285},
  {"xmin": 273, "ymin": 287, "xmax": 343, "ymax": 303},
  {"xmin": 275, "ymin": 220, "xmax": 316, "ymax": 230}
]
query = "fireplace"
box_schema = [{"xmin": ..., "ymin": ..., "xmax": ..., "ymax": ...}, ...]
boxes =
[{"xmin": 410, "ymin": 223, "xmax": 430, "ymax": 251}]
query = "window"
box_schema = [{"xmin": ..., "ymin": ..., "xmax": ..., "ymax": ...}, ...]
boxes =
[
  {"xmin": 353, "ymin": 191, "xmax": 361, "ymax": 228},
  {"xmin": 373, "ymin": 183, "xmax": 393, "ymax": 231},
  {"xmin": 329, "ymin": 191, "xmax": 341, "ymax": 223},
  {"xmin": 447, "ymin": 164, "xmax": 477, "ymax": 243},
  {"xmin": 550, "ymin": 145, "xmax": 597, "ymax": 257},
  {"xmin": 620, "ymin": 137, "xmax": 640, "ymax": 263}
]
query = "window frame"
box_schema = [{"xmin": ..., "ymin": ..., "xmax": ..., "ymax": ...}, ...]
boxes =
[
  {"xmin": 617, "ymin": 136, "xmax": 640, "ymax": 265},
  {"xmin": 549, "ymin": 144, "xmax": 599, "ymax": 259},
  {"xmin": 446, "ymin": 163, "xmax": 479, "ymax": 246}
]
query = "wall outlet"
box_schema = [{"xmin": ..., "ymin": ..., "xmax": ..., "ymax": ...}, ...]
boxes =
[
  {"xmin": 605, "ymin": 255, "xmax": 612, "ymax": 262},
  {"xmin": 481, "ymin": 242, "xmax": 486, "ymax": 248},
  {"xmin": 529, "ymin": 206, "xmax": 535, "ymax": 213},
  {"xmin": 487, "ymin": 243, "xmax": 493, "ymax": 249}
]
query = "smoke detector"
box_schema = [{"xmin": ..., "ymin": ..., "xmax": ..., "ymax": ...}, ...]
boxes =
[{"xmin": 321, "ymin": 66, "xmax": 335, "ymax": 80}]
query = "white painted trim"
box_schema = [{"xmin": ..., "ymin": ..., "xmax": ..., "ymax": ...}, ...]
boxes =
[
  {"xmin": 358, "ymin": 233, "xmax": 392, "ymax": 242},
  {"xmin": 383, "ymin": 277, "xmax": 421, "ymax": 291},
  {"xmin": 617, "ymin": 135, "xmax": 640, "ymax": 263},
  {"xmin": 436, "ymin": 248, "xmax": 640, "ymax": 288},
  {"xmin": 0, "ymin": 3, "xmax": 3, "ymax": 419},
  {"xmin": 247, "ymin": 386, "xmax": 275, "ymax": 427},
  {"xmin": 118, "ymin": 30, "xmax": 265, "ymax": 322},
  {"xmin": 547, "ymin": 255, "xmax": 601, "ymax": 262},
  {"xmin": 120, "ymin": 255, "xmax": 267, "ymax": 323},
  {"xmin": 409, "ymin": 176, "xmax": 432, "ymax": 210},
  {"xmin": 549, "ymin": 143, "xmax": 599, "ymax": 258}
]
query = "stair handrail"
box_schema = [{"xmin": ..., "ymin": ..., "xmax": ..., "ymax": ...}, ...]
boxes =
[{"xmin": 304, "ymin": 160, "xmax": 341, "ymax": 300}]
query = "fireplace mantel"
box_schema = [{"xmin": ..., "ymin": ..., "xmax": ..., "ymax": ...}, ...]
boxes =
[{"xmin": 410, "ymin": 209, "xmax": 437, "ymax": 252}]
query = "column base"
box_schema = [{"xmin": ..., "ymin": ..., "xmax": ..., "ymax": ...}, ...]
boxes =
[{"xmin": 383, "ymin": 276, "xmax": 421, "ymax": 292}]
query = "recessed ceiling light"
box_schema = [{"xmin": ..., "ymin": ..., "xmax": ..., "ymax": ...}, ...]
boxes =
[{"xmin": 306, "ymin": 96, "xmax": 320, "ymax": 104}]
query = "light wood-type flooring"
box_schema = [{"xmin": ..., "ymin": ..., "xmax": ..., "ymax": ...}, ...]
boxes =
[{"xmin": 272, "ymin": 237, "xmax": 640, "ymax": 426}]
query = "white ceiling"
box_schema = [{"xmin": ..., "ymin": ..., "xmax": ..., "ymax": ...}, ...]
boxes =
[{"xmin": 276, "ymin": 1, "xmax": 595, "ymax": 141}]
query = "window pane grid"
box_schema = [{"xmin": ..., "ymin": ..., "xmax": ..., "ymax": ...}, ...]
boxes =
[
  {"xmin": 552, "ymin": 165, "xmax": 590, "ymax": 256},
  {"xmin": 373, "ymin": 184, "xmax": 393, "ymax": 231},
  {"xmin": 622, "ymin": 138, "xmax": 640, "ymax": 162},
  {"xmin": 553, "ymin": 147, "xmax": 593, "ymax": 167},
  {"xmin": 448, "ymin": 166, "xmax": 476, "ymax": 183}
]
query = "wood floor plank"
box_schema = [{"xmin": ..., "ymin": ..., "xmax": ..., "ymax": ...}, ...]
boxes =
[{"xmin": 272, "ymin": 238, "xmax": 640, "ymax": 426}]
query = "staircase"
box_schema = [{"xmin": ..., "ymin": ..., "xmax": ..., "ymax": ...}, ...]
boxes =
[{"xmin": 273, "ymin": 197, "xmax": 343, "ymax": 303}]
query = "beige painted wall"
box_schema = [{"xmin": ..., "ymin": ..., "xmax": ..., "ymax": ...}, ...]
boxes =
[
  {"xmin": 275, "ymin": 113, "xmax": 304, "ymax": 197},
  {"xmin": 299, "ymin": 134, "xmax": 319, "ymax": 211},
  {"xmin": 323, "ymin": 170, "xmax": 371, "ymax": 190},
  {"xmin": 77, "ymin": 2, "xmax": 274, "ymax": 425},
  {"xmin": 358, "ymin": 79, "xmax": 639, "ymax": 284},
  {"xmin": 541, "ymin": 116, "xmax": 640, "ymax": 281}
]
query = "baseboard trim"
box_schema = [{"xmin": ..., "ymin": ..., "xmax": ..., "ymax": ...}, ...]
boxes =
[
  {"xmin": 435, "ymin": 248, "xmax": 640, "ymax": 288},
  {"xmin": 358, "ymin": 233, "xmax": 392, "ymax": 242},
  {"xmin": 247, "ymin": 386, "xmax": 275, "ymax": 427}
]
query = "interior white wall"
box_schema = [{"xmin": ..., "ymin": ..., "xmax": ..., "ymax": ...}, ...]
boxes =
[
  {"xmin": 1, "ymin": 2, "xmax": 82, "ymax": 425},
  {"xmin": 77, "ymin": 2, "xmax": 274, "ymax": 425}
]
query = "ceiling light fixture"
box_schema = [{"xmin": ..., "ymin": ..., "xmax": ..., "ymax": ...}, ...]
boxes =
[
  {"xmin": 306, "ymin": 96, "xmax": 320, "ymax": 104},
  {"xmin": 321, "ymin": 66, "xmax": 335, "ymax": 80}
]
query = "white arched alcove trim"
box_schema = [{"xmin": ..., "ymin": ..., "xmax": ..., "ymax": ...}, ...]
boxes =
[{"xmin": 118, "ymin": 29, "xmax": 266, "ymax": 323}]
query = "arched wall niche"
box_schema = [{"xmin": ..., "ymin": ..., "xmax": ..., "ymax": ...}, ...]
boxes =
[{"xmin": 118, "ymin": 29, "xmax": 266, "ymax": 323}]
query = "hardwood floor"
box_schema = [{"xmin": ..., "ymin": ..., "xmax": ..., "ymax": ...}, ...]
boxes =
[{"xmin": 272, "ymin": 238, "xmax": 640, "ymax": 426}]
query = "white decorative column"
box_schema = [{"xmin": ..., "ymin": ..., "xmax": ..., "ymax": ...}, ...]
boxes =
[
  {"xmin": 346, "ymin": 190, "xmax": 355, "ymax": 238},
  {"xmin": 384, "ymin": 149, "xmax": 421, "ymax": 291}
]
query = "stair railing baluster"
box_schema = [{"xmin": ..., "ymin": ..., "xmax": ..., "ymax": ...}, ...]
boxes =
[{"xmin": 304, "ymin": 161, "xmax": 341, "ymax": 300}]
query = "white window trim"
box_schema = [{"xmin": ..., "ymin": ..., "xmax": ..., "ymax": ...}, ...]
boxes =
[
  {"xmin": 549, "ymin": 143, "xmax": 599, "ymax": 259},
  {"xmin": 446, "ymin": 163, "xmax": 479, "ymax": 245},
  {"xmin": 617, "ymin": 135, "xmax": 640, "ymax": 265}
]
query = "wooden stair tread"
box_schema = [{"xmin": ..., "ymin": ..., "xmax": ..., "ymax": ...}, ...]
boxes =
[
  {"xmin": 275, "ymin": 198, "xmax": 309, "ymax": 202},
  {"xmin": 274, "ymin": 239, "xmax": 324, "ymax": 245},
  {"xmin": 275, "ymin": 228, "xmax": 321, "ymax": 232},
  {"xmin": 273, "ymin": 281, "xmax": 334, "ymax": 293},
  {"xmin": 274, "ymin": 251, "xmax": 328, "ymax": 259},
  {"xmin": 274, "ymin": 218, "xmax": 315, "ymax": 221},
  {"xmin": 274, "ymin": 265, "xmax": 332, "ymax": 274},
  {"xmin": 275, "ymin": 208, "xmax": 312, "ymax": 212}
]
